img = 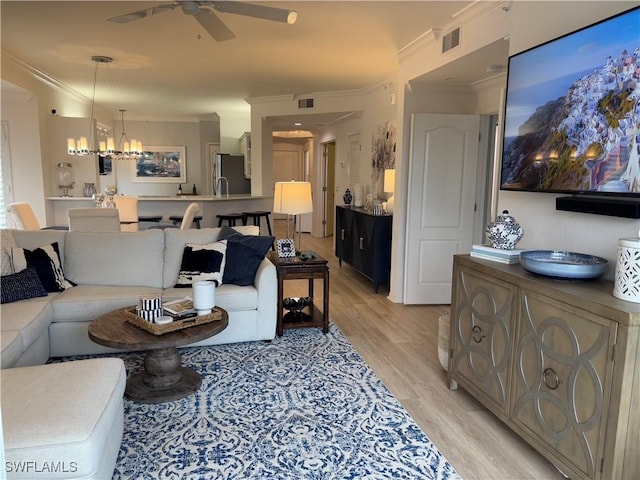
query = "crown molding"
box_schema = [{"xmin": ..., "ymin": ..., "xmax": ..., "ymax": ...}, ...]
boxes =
[
  {"xmin": 2, "ymin": 48, "xmax": 89, "ymax": 104},
  {"xmin": 395, "ymin": 1, "xmax": 507, "ymax": 64}
]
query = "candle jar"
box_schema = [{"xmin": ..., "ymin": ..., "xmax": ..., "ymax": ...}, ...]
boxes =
[
  {"xmin": 192, "ymin": 281, "xmax": 216, "ymax": 315},
  {"xmin": 613, "ymin": 237, "xmax": 640, "ymax": 303}
]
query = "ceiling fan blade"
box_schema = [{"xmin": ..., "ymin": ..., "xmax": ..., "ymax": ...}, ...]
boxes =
[
  {"xmin": 196, "ymin": 9, "xmax": 236, "ymax": 42},
  {"xmin": 211, "ymin": 1, "xmax": 297, "ymax": 24},
  {"xmin": 107, "ymin": 3, "xmax": 179, "ymax": 24}
]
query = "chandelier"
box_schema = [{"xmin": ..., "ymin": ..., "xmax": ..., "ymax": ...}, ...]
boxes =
[{"xmin": 66, "ymin": 56, "xmax": 143, "ymax": 158}]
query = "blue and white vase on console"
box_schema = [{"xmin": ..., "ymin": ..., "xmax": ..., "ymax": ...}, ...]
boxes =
[
  {"xmin": 485, "ymin": 210, "xmax": 524, "ymax": 250},
  {"xmin": 343, "ymin": 188, "xmax": 353, "ymax": 206}
]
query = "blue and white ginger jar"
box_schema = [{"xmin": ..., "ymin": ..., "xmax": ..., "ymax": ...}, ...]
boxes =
[
  {"xmin": 485, "ymin": 210, "xmax": 524, "ymax": 250},
  {"xmin": 343, "ymin": 188, "xmax": 353, "ymax": 206}
]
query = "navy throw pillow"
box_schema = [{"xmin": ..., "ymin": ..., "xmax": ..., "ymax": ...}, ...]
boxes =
[
  {"xmin": 223, "ymin": 235, "xmax": 275, "ymax": 286},
  {"xmin": 217, "ymin": 225, "xmax": 243, "ymax": 240},
  {"xmin": 1, "ymin": 267, "xmax": 48, "ymax": 304}
]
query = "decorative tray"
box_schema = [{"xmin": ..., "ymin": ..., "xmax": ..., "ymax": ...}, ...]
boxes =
[
  {"xmin": 519, "ymin": 250, "xmax": 608, "ymax": 279},
  {"xmin": 124, "ymin": 307, "xmax": 223, "ymax": 335}
]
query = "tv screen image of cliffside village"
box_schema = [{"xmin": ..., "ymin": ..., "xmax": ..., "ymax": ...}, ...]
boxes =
[{"xmin": 502, "ymin": 43, "xmax": 640, "ymax": 194}]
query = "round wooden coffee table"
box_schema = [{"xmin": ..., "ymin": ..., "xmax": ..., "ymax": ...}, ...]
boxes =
[{"xmin": 88, "ymin": 307, "xmax": 228, "ymax": 403}]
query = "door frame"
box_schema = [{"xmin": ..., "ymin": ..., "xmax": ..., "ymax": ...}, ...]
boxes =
[{"xmin": 322, "ymin": 141, "xmax": 336, "ymax": 238}]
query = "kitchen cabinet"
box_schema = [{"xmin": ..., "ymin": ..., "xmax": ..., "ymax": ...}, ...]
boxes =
[
  {"xmin": 449, "ymin": 255, "xmax": 639, "ymax": 480},
  {"xmin": 335, "ymin": 206, "xmax": 391, "ymax": 292}
]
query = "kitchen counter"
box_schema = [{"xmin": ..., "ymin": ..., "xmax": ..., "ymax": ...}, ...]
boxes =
[
  {"xmin": 48, "ymin": 194, "xmax": 271, "ymax": 202},
  {"xmin": 47, "ymin": 195, "xmax": 274, "ymax": 228}
]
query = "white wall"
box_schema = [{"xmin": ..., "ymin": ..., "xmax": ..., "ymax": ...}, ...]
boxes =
[
  {"xmin": 390, "ymin": 0, "xmax": 638, "ymax": 300},
  {"xmin": 1, "ymin": 93, "xmax": 47, "ymax": 226},
  {"xmin": 219, "ymin": 113, "xmax": 250, "ymax": 154},
  {"xmin": 111, "ymin": 119, "xmax": 202, "ymax": 197},
  {"xmin": 494, "ymin": 1, "xmax": 639, "ymax": 280}
]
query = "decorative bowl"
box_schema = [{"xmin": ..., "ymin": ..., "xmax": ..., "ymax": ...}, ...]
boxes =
[
  {"xmin": 282, "ymin": 296, "xmax": 312, "ymax": 313},
  {"xmin": 520, "ymin": 250, "xmax": 608, "ymax": 279}
]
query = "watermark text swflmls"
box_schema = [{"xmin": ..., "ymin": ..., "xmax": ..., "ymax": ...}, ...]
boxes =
[{"xmin": 5, "ymin": 461, "xmax": 78, "ymax": 473}]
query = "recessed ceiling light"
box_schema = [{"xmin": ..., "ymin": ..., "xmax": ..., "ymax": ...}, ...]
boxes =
[{"xmin": 293, "ymin": 122, "xmax": 302, "ymax": 126}]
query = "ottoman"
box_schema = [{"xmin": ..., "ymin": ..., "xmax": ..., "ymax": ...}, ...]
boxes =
[{"xmin": 1, "ymin": 358, "xmax": 126, "ymax": 479}]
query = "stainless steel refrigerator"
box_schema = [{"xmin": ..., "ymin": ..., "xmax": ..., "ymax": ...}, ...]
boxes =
[{"xmin": 214, "ymin": 154, "xmax": 251, "ymax": 195}]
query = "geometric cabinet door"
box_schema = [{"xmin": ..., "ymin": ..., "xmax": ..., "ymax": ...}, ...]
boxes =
[
  {"xmin": 510, "ymin": 291, "xmax": 615, "ymax": 479},
  {"xmin": 450, "ymin": 267, "xmax": 517, "ymax": 417}
]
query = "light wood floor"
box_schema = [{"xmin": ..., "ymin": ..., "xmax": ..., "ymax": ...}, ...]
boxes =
[{"xmin": 277, "ymin": 221, "xmax": 563, "ymax": 480}]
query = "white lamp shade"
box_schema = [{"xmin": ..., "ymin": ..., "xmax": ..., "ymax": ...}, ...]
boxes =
[
  {"xmin": 384, "ymin": 169, "xmax": 395, "ymax": 193},
  {"xmin": 273, "ymin": 181, "xmax": 313, "ymax": 215}
]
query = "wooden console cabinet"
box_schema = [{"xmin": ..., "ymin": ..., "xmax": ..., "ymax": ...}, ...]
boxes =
[
  {"xmin": 335, "ymin": 206, "xmax": 392, "ymax": 292},
  {"xmin": 449, "ymin": 255, "xmax": 639, "ymax": 480}
]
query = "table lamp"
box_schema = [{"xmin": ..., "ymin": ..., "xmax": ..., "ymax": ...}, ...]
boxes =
[
  {"xmin": 383, "ymin": 169, "xmax": 395, "ymax": 214},
  {"xmin": 273, "ymin": 181, "xmax": 313, "ymax": 254}
]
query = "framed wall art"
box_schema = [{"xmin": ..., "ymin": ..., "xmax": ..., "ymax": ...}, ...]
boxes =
[{"xmin": 131, "ymin": 146, "xmax": 186, "ymax": 183}]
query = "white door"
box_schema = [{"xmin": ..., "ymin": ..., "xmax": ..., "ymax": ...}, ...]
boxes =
[{"xmin": 404, "ymin": 113, "xmax": 480, "ymax": 304}]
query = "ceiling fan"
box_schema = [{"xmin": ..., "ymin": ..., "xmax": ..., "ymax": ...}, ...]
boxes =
[{"xmin": 107, "ymin": 1, "xmax": 297, "ymax": 42}]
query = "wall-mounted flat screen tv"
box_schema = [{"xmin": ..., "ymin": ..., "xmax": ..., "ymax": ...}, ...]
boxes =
[{"xmin": 500, "ymin": 6, "xmax": 639, "ymax": 197}]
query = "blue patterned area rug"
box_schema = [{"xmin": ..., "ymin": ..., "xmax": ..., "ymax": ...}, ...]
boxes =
[{"xmin": 78, "ymin": 323, "xmax": 459, "ymax": 479}]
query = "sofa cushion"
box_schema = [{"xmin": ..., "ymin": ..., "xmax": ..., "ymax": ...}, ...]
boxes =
[
  {"xmin": 1, "ymin": 330, "xmax": 23, "ymax": 368},
  {"xmin": 1, "ymin": 267, "xmax": 47, "ymax": 304},
  {"xmin": 11, "ymin": 230, "xmax": 68, "ymax": 264},
  {"xmin": 163, "ymin": 283, "xmax": 258, "ymax": 313},
  {"xmin": 64, "ymin": 230, "xmax": 164, "ymax": 287},
  {"xmin": 1, "ymin": 358, "xmax": 126, "ymax": 479},
  {"xmin": 12, "ymin": 242, "xmax": 74, "ymax": 292},
  {"xmin": 1, "ymin": 229, "xmax": 17, "ymax": 275},
  {"xmin": 0, "ymin": 298, "xmax": 54, "ymax": 356},
  {"xmin": 175, "ymin": 241, "xmax": 227, "ymax": 287},
  {"xmin": 52, "ymin": 285, "xmax": 163, "ymax": 323}
]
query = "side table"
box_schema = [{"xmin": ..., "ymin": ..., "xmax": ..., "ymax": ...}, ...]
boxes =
[{"xmin": 268, "ymin": 251, "xmax": 329, "ymax": 336}]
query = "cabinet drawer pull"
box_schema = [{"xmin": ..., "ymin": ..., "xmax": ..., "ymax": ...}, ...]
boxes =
[
  {"xmin": 471, "ymin": 325, "xmax": 485, "ymax": 343},
  {"xmin": 543, "ymin": 367, "xmax": 563, "ymax": 390},
  {"xmin": 360, "ymin": 237, "xmax": 364, "ymax": 249},
  {"xmin": 341, "ymin": 229, "xmax": 345, "ymax": 240}
]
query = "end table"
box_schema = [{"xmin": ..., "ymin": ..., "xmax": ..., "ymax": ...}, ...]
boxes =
[{"xmin": 268, "ymin": 251, "xmax": 329, "ymax": 336}]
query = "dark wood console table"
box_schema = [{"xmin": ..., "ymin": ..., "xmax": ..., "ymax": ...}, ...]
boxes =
[{"xmin": 335, "ymin": 206, "xmax": 392, "ymax": 292}]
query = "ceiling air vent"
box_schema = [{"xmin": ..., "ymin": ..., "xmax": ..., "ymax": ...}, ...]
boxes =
[
  {"xmin": 442, "ymin": 27, "xmax": 460, "ymax": 53},
  {"xmin": 298, "ymin": 98, "xmax": 314, "ymax": 109}
]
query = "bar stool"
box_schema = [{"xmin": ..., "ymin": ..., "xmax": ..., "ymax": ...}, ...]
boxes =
[
  {"xmin": 242, "ymin": 211, "xmax": 273, "ymax": 236},
  {"xmin": 216, "ymin": 213, "xmax": 247, "ymax": 227},
  {"xmin": 243, "ymin": 210, "xmax": 275, "ymax": 250},
  {"xmin": 169, "ymin": 214, "xmax": 202, "ymax": 229}
]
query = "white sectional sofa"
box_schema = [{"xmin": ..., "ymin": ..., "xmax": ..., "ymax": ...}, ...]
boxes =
[
  {"xmin": 0, "ymin": 225, "xmax": 276, "ymax": 479},
  {"xmin": 1, "ymin": 225, "xmax": 277, "ymax": 367}
]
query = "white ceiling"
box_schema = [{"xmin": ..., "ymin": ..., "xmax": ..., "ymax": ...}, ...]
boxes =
[{"xmin": 1, "ymin": 1, "xmax": 509, "ymax": 128}]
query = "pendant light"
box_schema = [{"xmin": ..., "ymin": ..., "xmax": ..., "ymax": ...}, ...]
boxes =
[{"xmin": 66, "ymin": 56, "xmax": 143, "ymax": 158}]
